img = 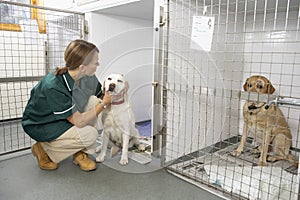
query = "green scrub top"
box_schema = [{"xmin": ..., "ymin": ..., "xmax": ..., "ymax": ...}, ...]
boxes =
[{"xmin": 22, "ymin": 71, "xmax": 102, "ymax": 142}]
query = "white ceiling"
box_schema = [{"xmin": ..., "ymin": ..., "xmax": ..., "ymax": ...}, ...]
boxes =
[
  {"xmin": 44, "ymin": 0, "xmax": 154, "ymax": 20},
  {"xmin": 94, "ymin": 0, "xmax": 154, "ymax": 20},
  {"xmin": 44, "ymin": 0, "xmax": 74, "ymax": 10}
]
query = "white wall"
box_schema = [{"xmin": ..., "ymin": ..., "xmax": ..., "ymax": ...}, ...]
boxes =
[
  {"xmin": 242, "ymin": 9, "xmax": 300, "ymax": 147},
  {"xmin": 85, "ymin": 12, "xmax": 154, "ymax": 122},
  {"xmin": 47, "ymin": 21, "xmax": 83, "ymax": 70},
  {"xmin": 164, "ymin": 1, "xmax": 300, "ymax": 161},
  {"xmin": 0, "ymin": 20, "xmax": 46, "ymax": 120},
  {"xmin": 0, "ymin": 17, "xmax": 82, "ymax": 121}
]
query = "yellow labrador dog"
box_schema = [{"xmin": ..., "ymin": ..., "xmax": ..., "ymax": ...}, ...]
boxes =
[
  {"xmin": 231, "ymin": 75, "xmax": 295, "ymax": 166},
  {"xmin": 96, "ymin": 74, "xmax": 145, "ymax": 165}
]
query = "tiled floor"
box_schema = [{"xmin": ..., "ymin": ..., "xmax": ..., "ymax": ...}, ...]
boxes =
[
  {"xmin": 0, "ymin": 120, "xmax": 225, "ymax": 200},
  {"xmin": 0, "ymin": 151, "xmax": 225, "ymax": 200}
]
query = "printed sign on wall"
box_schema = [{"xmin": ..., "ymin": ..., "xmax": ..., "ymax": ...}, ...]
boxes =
[{"xmin": 190, "ymin": 16, "xmax": 215, "ymax": 51}]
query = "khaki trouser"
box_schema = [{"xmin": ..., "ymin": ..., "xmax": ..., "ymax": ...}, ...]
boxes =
[{"xmin": 41, "ymin": 96, "xmax": 100, "ymax": 163}]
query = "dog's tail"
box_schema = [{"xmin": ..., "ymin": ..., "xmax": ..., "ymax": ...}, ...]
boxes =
[{"xmin": 110, "ymin": 146, "xmax": 120, "ymax": 157}]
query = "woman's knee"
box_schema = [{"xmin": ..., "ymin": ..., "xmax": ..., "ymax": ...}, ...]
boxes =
[{"xmin": 77, "ymin": 126, "xmax": 98, "ymax": 146}]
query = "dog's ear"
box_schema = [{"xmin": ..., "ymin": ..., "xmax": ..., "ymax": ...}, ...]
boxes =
[
  {"xmin": 102, "ymin": 80, "xmax": 106, "ymax": 91},
  {"xmin": 99, "ymin": 93, "xmax": 105, "ymax": 100},
  {"xmin": 100, "ymin": 80, "xmax": 106, "ymax": 100},
  {"xmin": 243, "ymin": 78, "xmax": 249, "ymax": 91},
  {"xmin": 267, "ymin": 81, "xmax": 275, "ymax": 94}
]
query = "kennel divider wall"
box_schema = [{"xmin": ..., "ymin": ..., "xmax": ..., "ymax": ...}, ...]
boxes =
[
  {"xmin": 0, "ymin": 1, "xmax": 84, "ymax": 155},
  {"xmin": 159, "ymin": 0, "xmax": 300, "ymax": 199}
]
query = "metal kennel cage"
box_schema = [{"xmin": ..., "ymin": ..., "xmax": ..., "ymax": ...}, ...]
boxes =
[
  {"xmin": 0, "ymin": 1, "xmax": 84, "ymax": 155},
  {"xmin": 154, "ymin": 0, "xmax": 300, "ymax": 199}
]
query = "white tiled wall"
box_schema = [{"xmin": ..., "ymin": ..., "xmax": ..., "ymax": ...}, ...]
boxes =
[
  {"xmin": 242, "ymin": 9, "xmax": 300, "ymax": 147},
  {"xmin": 243, "ymin": 11, "xmax": 300, "ymax": 97},
  {"xmin": 0, "ymin": 19, "xmax": 81, "ymax": 121},
  {"xmin": 164, "ymin": 0, "xmax": 300, "ymax": 160},
  {"xmin": 0, "ymin": 32, "xmax": 46, "ymax": 78},
  {"xmin": 0, "ymin": 26, "xmax": 46, "ymax": 120}
]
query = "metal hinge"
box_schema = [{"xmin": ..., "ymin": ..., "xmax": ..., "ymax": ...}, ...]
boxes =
[
  {"xmin": 84, "ymin": 20, "xmax": 89, "ymax": 34},
  {"xmin": 159, "ymin": 14, "xmax": 165, "ymax": 27},
  {"xmin": 152, "ymin": 82, "xmax": 159, "ymax": 87}
]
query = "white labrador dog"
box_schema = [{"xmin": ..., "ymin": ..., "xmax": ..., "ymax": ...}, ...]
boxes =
[{"xmin": 96, "ymin": 74, "xmax": 145, "ymax": 165}]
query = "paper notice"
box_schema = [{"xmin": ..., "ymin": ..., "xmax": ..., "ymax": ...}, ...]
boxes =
[{"xmin": 190, "ymin": 16, "xmax": 215, "ymax": 51}]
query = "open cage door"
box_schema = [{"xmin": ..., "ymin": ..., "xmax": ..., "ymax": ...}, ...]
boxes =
[{"xmin": 158, "ymin": 0, "xmax": 300, "ymax": 199}]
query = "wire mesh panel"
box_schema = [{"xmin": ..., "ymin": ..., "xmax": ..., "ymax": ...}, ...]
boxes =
[
  {"xmin": 160, "ymin": 0, "xmax": 300, "ymax": 199},
  {"xmin": 0, "ymin": 1, "xmax": 84, "ymax": 155}
]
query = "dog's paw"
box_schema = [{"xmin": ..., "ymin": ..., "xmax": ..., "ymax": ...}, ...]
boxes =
[
  {"xmin": 137, "ymin": 144, "xmax": 146, "ymax": 151},
  {"xmin": 119, "ymin": 156, "xmax": 129, "ymax": 165},
  {"xmin": 258, "ymin": 161, "xmax": 267, "ymax": 166},
  {"xmin": 96, "ymin": 155, "xmax": 105, "ymax": 163},
  {"xmin": 267, "ymin": 155, "xmax": 278, "ymax": 162},
  {"xmin": 250, "ymin": 146, "xmax": 261, "ymax": 155},
  {"xmin": 230, "ymin": 150, "xmax": 241, "ymax": 157},
  {"xmin": 250, "ymin": 148, "xmax": 260, "ymax": 155}
]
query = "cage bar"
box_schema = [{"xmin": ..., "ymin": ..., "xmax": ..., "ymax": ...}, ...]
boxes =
[{"xmin": 0, "ymin": 1, "xmax": 84, "ymax": 155}]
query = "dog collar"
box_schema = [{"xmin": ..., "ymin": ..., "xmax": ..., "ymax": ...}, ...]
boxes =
[
  {"xmin": 248, "ymin": 105, "xmax": 260, "ymax": 110},
  {"xmin": 110, "ymin": 90, "xmax": 126, "ymax": 105},
  {"xmin": 111, "ymin": 99, "xmax": 125, "ymax": 105},
  {"xmin": 248, "ymin": 104, "xmax": 265, "ymax": 110}
]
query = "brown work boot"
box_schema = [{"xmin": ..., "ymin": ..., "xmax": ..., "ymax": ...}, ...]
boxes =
[
  {"xmin": 73, "ymin": 151, "xmax": 96, "ymax": 171},
  {"xmin": 31, "ymin": 142, "xmax": 58, "ymax": 170}
]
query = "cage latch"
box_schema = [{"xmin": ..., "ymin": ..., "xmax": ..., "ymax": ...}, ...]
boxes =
[{"xmin": 265, "ymin": 97, "xmax": 300, "ymax": 109}]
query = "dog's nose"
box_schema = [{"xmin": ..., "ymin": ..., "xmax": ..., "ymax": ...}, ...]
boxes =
[{"xmin": 108, "ymin": 83, "xmax": 116, "ymax": 92}]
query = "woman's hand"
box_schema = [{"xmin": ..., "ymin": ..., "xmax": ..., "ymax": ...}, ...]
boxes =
[
  {"xmin": 102, "ymin": 91, "xmax": 112, "ymax": 106},
  {"xmin": 69, "ymin": 93, "xmax": 111, "ymax": 127}
]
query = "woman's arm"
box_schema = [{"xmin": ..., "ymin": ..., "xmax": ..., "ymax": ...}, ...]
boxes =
[{"xmin": 67, "ymin": 91, "xmax": 112, "ymax": 128}]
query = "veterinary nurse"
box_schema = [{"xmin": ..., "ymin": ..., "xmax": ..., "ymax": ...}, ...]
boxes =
[{"xmin": 22, "ymin": 39, "xmax": 111, "ymax": 171}]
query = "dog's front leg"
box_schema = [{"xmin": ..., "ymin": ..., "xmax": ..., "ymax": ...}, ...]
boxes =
[
  {"xmin": 120, "ymin": 132, "xmax": 130, "ymax": 165},
  {"xmin": 231, "ymin": 124, "xmax": 249, "ymax": 157},
  {"xmin": 96, "ymin": 133, "xmax": 109, "ymax": 162},
  {"xmin": 258, "ymin": 130, "xmax": 271, "ymax": 166}
]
